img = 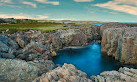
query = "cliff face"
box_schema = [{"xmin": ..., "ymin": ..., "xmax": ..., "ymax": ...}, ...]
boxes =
[
  {"xmin": 0, "ymin": 25, "xmax": 101, "ymax": 61},
  {"xmin": 101, "ymin": 27, "xmax": 137, "ymax": 64},
  {"xmin": 23, "ymin": 27, "xmax": 101, "ymax": 51}
]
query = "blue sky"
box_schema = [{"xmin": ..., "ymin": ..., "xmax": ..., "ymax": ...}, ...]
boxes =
[{"xmin": 0, "ymin": 0, "xmax": 137, "ymax": 22}]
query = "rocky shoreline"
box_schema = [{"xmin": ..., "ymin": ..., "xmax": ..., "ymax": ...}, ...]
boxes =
[
  {"xmin": 33, "ymin": 63, "xmax": 137, "ymax": 82},
  {"xmin": 0, "ymin": 22, "xmax": 137, "ymax": 82}
]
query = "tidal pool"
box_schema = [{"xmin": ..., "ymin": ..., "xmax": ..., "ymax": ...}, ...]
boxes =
[{"xmin": 53, "ymin": 42, "xmax": 121, "ymax": 76}]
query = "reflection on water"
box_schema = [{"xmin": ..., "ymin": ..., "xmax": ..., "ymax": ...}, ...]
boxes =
[{"xmin": 53, "ymin": 42, "xmax": 121, "ymax": 76}]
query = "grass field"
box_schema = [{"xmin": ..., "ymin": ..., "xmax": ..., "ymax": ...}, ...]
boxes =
[
  {"xmin": 0, "ymin": 22, "xmax": 94, "ymax": 34},
  {"xmin": 0, "ymin": 22, "xmax": 68, "ymax": 33}
]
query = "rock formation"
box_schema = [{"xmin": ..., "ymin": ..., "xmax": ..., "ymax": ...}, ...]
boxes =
[
  {"xmin": 91, "ymin": 67, "xmax": 137, "ymax": 82},
  {"xmin": 33, "ymin": 63, "xmax": 92, "ymax": 82},
  {"xmin": 101, "ymin": 27, "xmax": 137, "ymax": 64},
  {"xmin": 0, "ymin": 59, "xmax": 39, "ymax": 82},
  {"xmin": 0, "ymin": 23, "xmax": 137, "ymax": 82},
  {"xmin": 0, "ymin": 25, "xmax": 101, "ymax": 82},
  {"xmin": 33, "ymin": 64, "xmax": 137, "ymax": 82},
  {"xmin": 0, "ymin": 59, "xmax": 55, "ymax": 82},
  {"xmin": 100, "ymin": 22, "xmax": 137, "ymax": 36}
]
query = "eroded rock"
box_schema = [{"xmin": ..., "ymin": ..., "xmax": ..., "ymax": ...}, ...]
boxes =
[
  {"xmin": 0, "ymin": 59, "xmax": 39, "ymax": 82},
  {"xmin": 92, "ymin": 67, "xmax": 137, "ymax": 82},
  {"xmin": 101, "ymin": 27, "xmax": 137, "ymax": 64},
  {"xmin": 33, "ymin": 63, "xmax": 92, "ymax": 82}
]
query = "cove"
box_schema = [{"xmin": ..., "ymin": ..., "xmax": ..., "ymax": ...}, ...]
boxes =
[{"xmin": 53, "ymin": 42, "xmax": 122, "ymax": 77}]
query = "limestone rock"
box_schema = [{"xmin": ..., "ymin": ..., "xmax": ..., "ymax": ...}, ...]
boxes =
[
  {"xmin": 16, "ymin": 35, "xmax": 30, "ymax": 48},
  {"xmin": 100, "ymin": 22, "xmax": 131, "ymax": 35},
  {"xmin": 29, "ymin": 60, "xmax": 55, "ymax": 75},
  {"xmin": 33, "ymin": 63, "xmax": 92, "ymax": 82},
  {"xmin": 101, "ymin": 27, "xmax": 137, "ymax": 64},
  {"xmin": 24, "ymin": 30, "xmax": 42, "ymax": 38},
  {"xmin": 0, "ymin": 41, "xmax": 10, "ymax": 52},
  {"xmin": 92, "ymin": 67, "xmax": 137, "ymax": 82},
  {"xmin": 0, "ymin": 59, "xmax": 39, "ymax": 82},
  {"xmin": 23, "ymin": 42, "xmax": 48, "ymax": 53}
]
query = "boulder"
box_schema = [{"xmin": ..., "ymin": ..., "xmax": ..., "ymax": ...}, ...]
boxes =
[
  {"xmin": 16, "ymin": 35, "xmax": 30, "ymax": 48},
  {"xmin": 92, "ymin": 67, "xmax": 137, "ymax": 82},
  {"xmin": 24, "ymin": 30, "xmax": 42, "ymax": 38},
  {"xmin": 0, "ymin": 59, "xmax": 39, "ymax": 82},
  {"xmin": 48, "ymin": 33, "xmax": 63, "ymax": 50},
  {"xmin": 8, "ymin": 39, "xmax": 19, "ymax": 49},
  {"xmin": 29, "ymin": 60, "xmax": 55, "ymax": 75},
  {"xmin": 0, "ymin": 41, "xmax": 10, "ymax": 52},
  {"xmin": 0, "ymin": 41, "xmax": 16, "ymax": 54},
  {"xmin": 33, "ymin": 63, "xmax": 92, "ymax": 82},
  {"xmin": 0, "ymin": 35, "xmax": 9, "ymax": 45},
  {"xmin": 23, "ymin": 42, "xmax": 48, "ymax": 53},
  {"xmin": 0, "ymin": 35, "xmax": 19, "ymax": 50}
]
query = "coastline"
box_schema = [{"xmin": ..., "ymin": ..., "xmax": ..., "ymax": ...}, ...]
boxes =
[{"xmin": 0, "ymin": 22, "xmax": 137, "ymax": 82}]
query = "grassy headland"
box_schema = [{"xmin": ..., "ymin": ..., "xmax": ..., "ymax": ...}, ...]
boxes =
[{"xmin": 0, "ymin": 18, "xmax": 101, "ymax": 34}]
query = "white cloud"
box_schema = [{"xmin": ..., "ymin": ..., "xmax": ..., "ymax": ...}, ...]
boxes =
[
  {"xmin": 74, "ymin": 0, "xmax": 93, "ymax": 2},
  {"xmin": 0, "ymin": 13, "xmax": 48, "ymax": 20},
  {"xmin": 94, "ymin": 0, "xmax": 137, "ymax": 15},
  {"xmin": 0, "ymin": 0, "xmax": 12, "ymax": 5},
  {"xmin": 35, "ymin": 0, "xmax": 59, "ymax": 5},
  {"xmin": 22, "ymin": 1, "xmax": 37, "ymax": 8},
  {"xmin": 0, "ymin": 0, "xmax": 11, "ymax": 3},
  {"xmin": 36, "ymin": 15, "xmax": 49, "ymax": 20},
  {"xmin": 50, "ymin": 18, "xmax": 73, "ymax": 21}
]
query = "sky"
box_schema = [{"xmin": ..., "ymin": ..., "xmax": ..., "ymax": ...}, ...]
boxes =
[{"xmin": 0, "ymin": 0, "xmax": 137, "ymax": 22}]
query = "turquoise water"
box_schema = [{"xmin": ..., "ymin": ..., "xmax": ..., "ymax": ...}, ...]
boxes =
[
  {"xmin": 65, "ymin": 22, "xmax": 137, "ymax": 26},
  {"xmin": 75, "ymin": 23, "xmax": 105, "ymax": 26},
  {"xmin": 53, "ymin": 43, "xmax": 122, "ymax": 76}
]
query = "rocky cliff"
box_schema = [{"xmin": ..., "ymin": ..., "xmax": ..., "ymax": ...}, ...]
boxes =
[
  {"xmin": 0, "ymin": 26, "xmax": 101, "ymax": 60},
  {"xmin": 101, "ymin": 27, "xmax": 137, "ymax": 64},
  {"xmin": 0, "ymin": 23, "xmax": 137, "ymax": 82},
  {"xmin": 0, "ymin": 25, "xmax": 101, "ymax": 82}
]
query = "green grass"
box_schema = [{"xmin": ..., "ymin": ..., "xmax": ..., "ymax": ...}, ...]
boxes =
[
  {"xmin": 0, "ymin": 22, "xmax": 62, "ymax": 28},
  {"xmin": 0, "ymin": 22, "xmax": 92, "ymax": 34},
  {"xmin": 0, "ymin": 22, "xmax": 67, "ymax": 33}
]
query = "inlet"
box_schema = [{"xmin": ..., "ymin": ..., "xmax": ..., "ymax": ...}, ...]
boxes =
[{"xmin": 53, "ymin": 42, "xmax": 122, "ymax": 77}]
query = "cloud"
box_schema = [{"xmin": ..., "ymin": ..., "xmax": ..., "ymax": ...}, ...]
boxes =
[
  {"xmin": 74, "ymin": 0, "xmax": 93, "ymax": 2},
  {"xmin": 0, "ymin": 0, "xmax": 12, "ymax": 6},
  {"xmin": 35, "ymin": 0, "xmax": 59, "ymax": 5},
  {"xmin": 94, "ymin": 0, "xmax": 137, "ymax": 15},
  {"xmin": 21, "ymin": 1, "xmax": 37, "ymax": 8},
  {"xmin": 50, "ymin": 18, "xmax": 73, "ymax": 21},
  {"xmin": 0, "ymin": 13, "xmax": 48, "ymax": 20},
  {"xmin": 36, "ymin": 15, "xmax": 49, "ymax": 20},
  {"xmin": 0, "ymin": 0, "xmax": 11, "ymax": 3}
]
